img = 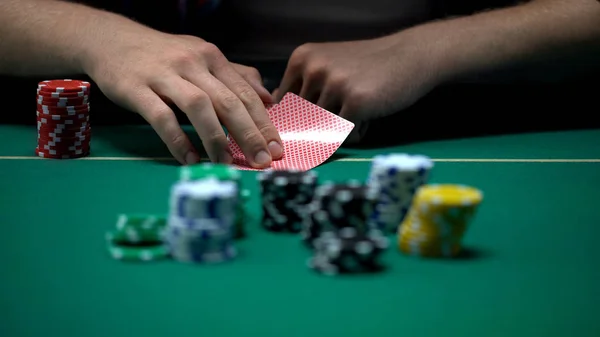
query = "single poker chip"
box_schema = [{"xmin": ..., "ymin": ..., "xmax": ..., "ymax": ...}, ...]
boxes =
[
  {"xmin": 38, "ymin": 79, "xmax": 91, "ymax": 93},
  {"xmin": 37, "ymin": 95, "xmax": 88, "ymax": 103},
  {"xmin": 37, "ymin": 118, "xmax": 90, "ymax": 125},
  {"xmin": 35, "ymin": 148, "xmax": 89, "ymax": 159},
  {"xmin": 38, "ymin": 130, "xmax": 90, "ymax": 139},
  {"xmin": 112, "ymin": 214, "xmax": 167, "ymax": 244},
  {"xmin": 416, "ymin": 184, "xmax": 483, "ymax": 207},
  {"xmin": 106, "ymin": 233, "xmax": 169, "ymax": 262},
  {"xmin": 37, "ymin": 103, "xmax": 90, "ymax": 111},
  {"xmin": 37, "ymin": 142, "xmax": 90, "ymax": 150},
  {"xmin": 37, "ymin": 131, "xmax": 90, "ymax": 140},
  {"xmin": 37, "ymin": 89, "xmax": 88, "ymax": 98},
  {"xmin": 37, "ymin": 130, "xmax": 90, "ymax": 138},
  {"xmin": 36, "ymin": 111, "xmax": 88, "ymax": 120},
  {"xmin": 37, "ymin": 100, "xmax": 88, "ymax": 108},
  {"xmin": 38, "ymin": 129, "xmax": 89, "ymax": 137},
  {"xmin": 37, "ymin": 117, "xmax": 90, "ymax": 126},
  {"xmin": 38, "ymin": 122, "xmax": 89, "ymax": 131},
  {"xmin": 37, "ymin": 139, "xmax": 90, "ymax": 147}
]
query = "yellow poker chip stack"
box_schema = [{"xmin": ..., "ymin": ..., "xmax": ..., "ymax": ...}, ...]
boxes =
[{"xmin": 398, "ymin": 184, "xmax": 483, "ymax": 258}]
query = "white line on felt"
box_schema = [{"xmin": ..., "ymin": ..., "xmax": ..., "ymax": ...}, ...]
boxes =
[{"xmin": 1, "ymin": 156, "xmax": 599, "ymax": 163}]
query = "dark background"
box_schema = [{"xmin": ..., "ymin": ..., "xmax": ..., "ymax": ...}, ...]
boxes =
[{"xmin": 1, "ymin": 0, "xmax": 598, "ymax": 148}]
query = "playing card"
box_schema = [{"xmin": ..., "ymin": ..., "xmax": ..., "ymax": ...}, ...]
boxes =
[{"xmin": 228, "ymin": 93, "xmax": 355, "ymax": 171}]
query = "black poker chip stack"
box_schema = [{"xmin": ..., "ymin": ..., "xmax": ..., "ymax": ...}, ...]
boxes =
[
  {"xmin": 308, "ymin": 228, "xmax": 389, "ymax": 275},
  {"xmin": 258, "ymin": 170, "xmax": 319, "ymax": 233},
  {"xmin": 301, "ymin": 180, "xmax": 378, "ymax": 246},
  {"xmin": 302, "ymin": 180, "xmax": 389, "ymax": 275}
]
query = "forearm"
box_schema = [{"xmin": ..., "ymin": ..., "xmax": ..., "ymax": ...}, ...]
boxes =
[
  {"xmin": 0, "ymin": 0, "xmax": 151, "ymax": 76},
  {"xmin": 403, "ymin": 0, "xmax": 600, "ymax": 83}
]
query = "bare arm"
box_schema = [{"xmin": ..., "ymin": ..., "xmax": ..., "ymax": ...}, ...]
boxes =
[
  {"xmin": 401, "ymin": 0, "xmax": 600, "ymax": 83},
  {"xmin": 0, "ymin": 0, "xmax": 152, "ymax": 76}
]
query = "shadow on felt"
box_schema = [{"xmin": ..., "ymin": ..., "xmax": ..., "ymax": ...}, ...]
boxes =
[
  {"xmin": 451, "ymin": 246, "xmax": 492, "ymax": 261},
  {"xmin": 93, "ymin": 124, "xmax": 207, "ymax": 165},
  {"xmin": 322, "ymin": 152, "xmax": 351, "ymax": 164}
]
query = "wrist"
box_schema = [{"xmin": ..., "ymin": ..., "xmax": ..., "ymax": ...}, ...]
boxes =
[{"xmin": 378, "ymin": 28, "xmax": 456, "ymax": 88}]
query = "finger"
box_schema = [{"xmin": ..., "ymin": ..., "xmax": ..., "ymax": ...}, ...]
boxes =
[
  {"xmin": 127, "ymin": 85, "xmax": 200, "ymax": 165},
  {"xmin": 275, "ymin": 63, "xmax": 303, "ymax": 102},
  {"xmin": 316, "ymin": 86, "xmax": 342, "ymax": 114},
  {"xmin": 151, "ymin": 76, "xmax": 232, "ymax": 164},
  {"xmin": 212, "ymin": 65, "xmax": 284, "ymax": 160},
  {"xmin": 231, "ymin": 63, "xmax": 273, "ymax": 104},
  {"xmin": 271, "ymin": 88, "xmax": 280, "ymax": 99},
  {"xmin": 298, "ymin": 78, "xmax": 323, "ymax": 104},
  {"xmin": 345, "ymin": 121, "xmax": 370, "ymax": 144},
  {"xmin": 186, "ymin": 71, "xmax": 274, "ymax": 168},
  {"xmin": 339, "ymin": 103, "xmax": 369, "ymax": 144}
]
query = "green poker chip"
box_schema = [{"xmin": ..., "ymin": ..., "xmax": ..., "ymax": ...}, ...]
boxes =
[
  {"xmin": 106, "ymin": 233, "xmax": 169, "ymax": 262},
  {"xmin": 112, "ymin": 214, "xmax": 166, "ymax": 244},
  {"xmin": 179, "ymin": 163, "xmax": 241, "ymax": 182}
]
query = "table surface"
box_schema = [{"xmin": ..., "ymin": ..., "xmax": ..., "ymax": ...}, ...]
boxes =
[{"xmin": 2, "ymin": 125, "xmax": 600, "ymax": 337}]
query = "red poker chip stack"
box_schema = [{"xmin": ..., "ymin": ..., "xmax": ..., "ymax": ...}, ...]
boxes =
[{"xmin": 36, "ymin": 79, "xmax": 91, "ymax": 159}]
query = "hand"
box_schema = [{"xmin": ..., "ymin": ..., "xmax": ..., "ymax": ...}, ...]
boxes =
[
  {"xmin": 275, "ymin": 35, "xmax": 441, "ymax": 143},
  {"xmin": 85, "ymin": 31, "xmax": 283, "ymax": 168}
]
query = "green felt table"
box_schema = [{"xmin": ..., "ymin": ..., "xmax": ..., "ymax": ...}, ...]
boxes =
[{"xmin": 1, "ymin": 125, "xmax": 600, "ymax": 337}]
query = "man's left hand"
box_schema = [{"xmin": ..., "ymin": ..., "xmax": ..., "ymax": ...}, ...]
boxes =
[{"xmin": 275, "ymin": 35, "xmax": 442, "ymax": 143}]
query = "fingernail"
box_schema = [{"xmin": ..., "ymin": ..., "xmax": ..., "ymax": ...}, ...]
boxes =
[
  {"xmin": 185, "ymin": 151, "xmax": 200, "ymax": 165},
  {"xmin": 254, "ymin": 150, "xmax": 271, "ymax": 166},
  {"xmin": 268, "ymin": 141, "xmax": 283, "ymax": 159}
]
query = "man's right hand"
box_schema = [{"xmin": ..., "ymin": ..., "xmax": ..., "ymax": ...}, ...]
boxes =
[{"xmin": 84, "ymin": 31, "xmax": 283, "ymax": 167}]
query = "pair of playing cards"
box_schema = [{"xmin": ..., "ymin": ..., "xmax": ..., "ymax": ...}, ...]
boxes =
[{"xmin": 228, "ymin": 93, "xmax": 355, "ymax": 171}]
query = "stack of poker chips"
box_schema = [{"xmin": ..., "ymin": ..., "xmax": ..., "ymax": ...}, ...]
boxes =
[
  {"xmin": 366, "ymin": 154, "xmax": 434, "ymax": 233},
  {"xmin": 165, "ymin": 179, "xmax": 238, "ymax": 263},
  {"xmin": 398, "ymin": 184, "xmax": 483, "ymax": 258},
  {"xmin": 179, "ymin": 163, "xmax": 251, "ymax": 238},
  {"xmin": 105, "ymin": 214, "xmax": 169, "ymax": 262},
  {"xmin": 258, "ymin": 170, "xmax": 318, "ymax": 233},
  {"xmin": 303, "ymin": 180, "xmax": 389, "ymax": 275},
  {"xmin": 36, "ymin": 79, "xmax": 91, "ymax": 159}
]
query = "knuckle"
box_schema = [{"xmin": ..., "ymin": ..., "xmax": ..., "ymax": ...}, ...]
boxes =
[
  {"xmin": 205, "ymin": 130, "xmax": 228, "ymax": 148},
  {"xmin": 182, "ymin": 91, "xmax": 210, "ymax": 112},
  {"xmin": 218, "ymin": 93, "xmax": 242, "ymax": 113},
  {"xmin": 169, "ymin": 132, "xmax": 188, "ymax": 148},
  {"xmin": 145, "ymin": 107, "xmax": 173, "ymax": 126},
  {"xmin": 237, "ymin": 87, "xmax": 260, "ymax": 105},
  {"xmin": 256, "ymin": 122, "xmax": 277, "ymax": 138},
  {"xmin": 304, "ymin": 62, "xmax": 326, "ymax": 80},
  {"xmin": 288, "ymin": 44, "xmax": 313, "ymax": 70},
  {"xmin": 245, "ymin": 66, "xmax": 261, "ymax": 79},
  {"xmin": 292, "ymin": 43, "xmax": 314, "ymax": 59},
  {"xmin": 327, "ymin": 72, "xmax": 348, "ymax": 88},
  {"xmin": 242, "ymin": 129, "xmax": 265, "ymax": 147},
  {"xmin": 197, "ymin": 42, "xmax": 221, "ymax": 56},
  {"xmin": 347, "ymin": 87, "xmax": 373, "ymax": 108},
  {"xmin": 172, "ymin": 50, "xmax": 196, "ymax": 68},
  {"xmin": 197, "ymin": 42, "xmax": 225, "ymax": 64}
]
